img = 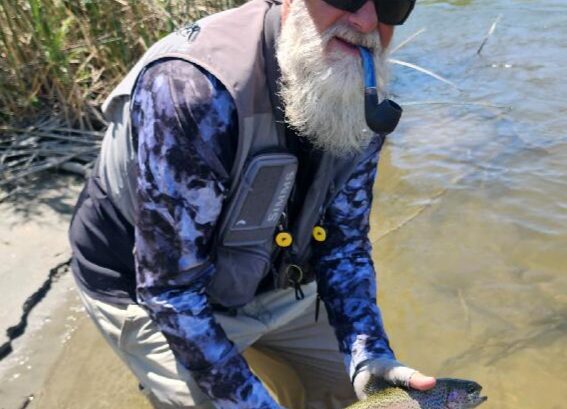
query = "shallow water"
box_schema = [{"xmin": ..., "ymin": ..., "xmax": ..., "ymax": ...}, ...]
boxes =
[{"xmin": 372, "ymin": 1, "xmax": 566, "ymax": 408}]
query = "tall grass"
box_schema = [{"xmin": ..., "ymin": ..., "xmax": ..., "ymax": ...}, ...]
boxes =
[{"xmin": 0, "ymin": 0, "xmax": 245, "ymax": 130}]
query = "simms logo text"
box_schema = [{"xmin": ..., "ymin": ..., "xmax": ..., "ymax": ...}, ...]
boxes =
[{"xmin": 266, "ymin": 171, "xmax": 296, "ymax": 223}]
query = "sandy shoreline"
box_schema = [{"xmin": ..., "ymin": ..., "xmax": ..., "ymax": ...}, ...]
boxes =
[
  {"xmin": 0, "ymin": 174, "xmax": 147, "ymax": 409},
  {"xmin": 28, "ymin": 313, "xmax": 152, "ymax": 409}
]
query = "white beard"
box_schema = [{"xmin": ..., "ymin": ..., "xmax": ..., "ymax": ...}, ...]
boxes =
[{"xmin": 276, "ymin": 0, "xmax": 390, "ymax": 156}]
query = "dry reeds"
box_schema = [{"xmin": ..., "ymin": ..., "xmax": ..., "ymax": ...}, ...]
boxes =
[
  {"xmin": 0, "ymin": 117, "xmax": 102, "ymax": 193},
  {"xmin": 0, "ymin": 0, "xmax": 244, "ymax": 193},
  {"xmin": 0, "ymin": 0, "xmax": 244, "ymax": 129}
]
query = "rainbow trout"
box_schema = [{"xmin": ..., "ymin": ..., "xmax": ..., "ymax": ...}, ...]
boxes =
[{"xmin": 346, "ymin": 378, "xmax": 487, "ymax": 409}]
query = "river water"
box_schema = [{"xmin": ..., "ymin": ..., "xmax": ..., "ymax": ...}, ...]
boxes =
[{"xmin": 372, "ymin": 1, "xmax": 566, "ymax": 408}]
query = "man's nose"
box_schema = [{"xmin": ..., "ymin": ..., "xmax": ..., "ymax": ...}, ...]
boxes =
[{"xmin": 347, "ymin": 0, "xmax": 378, "ymax": 34}]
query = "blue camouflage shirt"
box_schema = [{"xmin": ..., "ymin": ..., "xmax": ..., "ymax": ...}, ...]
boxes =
[{"xmin": 132, "ymin": 58, "xmax": 395, "ymax": 408}]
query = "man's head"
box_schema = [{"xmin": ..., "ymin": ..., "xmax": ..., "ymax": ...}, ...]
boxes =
[{"xmin": 277, "ymin": 0, "xmax": 395, "ymax": 156}]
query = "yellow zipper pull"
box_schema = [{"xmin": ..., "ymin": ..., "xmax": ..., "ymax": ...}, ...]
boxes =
[
  {"xmin": 312, "ymin": 225, "xmax": 327, "ymax": 242},
  {"xmin": 275, "ymin": 231, "xmax": 293, "ymax": 247}
]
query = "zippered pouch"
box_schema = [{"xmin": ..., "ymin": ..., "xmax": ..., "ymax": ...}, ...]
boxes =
[{"xmin": 218, "ymin": 152, "xmax": 298, "ymax": 246}]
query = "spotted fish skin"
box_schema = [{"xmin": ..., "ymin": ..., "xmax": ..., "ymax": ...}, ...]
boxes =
[{"xmin": 346, "ymin": 378, "xmax": 487, "ymax": 409}]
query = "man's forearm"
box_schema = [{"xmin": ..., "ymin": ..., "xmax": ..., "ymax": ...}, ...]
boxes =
[
  {"xmin": 137, "ymin": 269, "xmax": 280, "ymax": 408},
  {"xmin": 316, "ymin": 251, "xmax": 395, "ymax": 379},
  {"xmin": 312, "ymin": 135, "xmax": 395, "ymax": 378}
]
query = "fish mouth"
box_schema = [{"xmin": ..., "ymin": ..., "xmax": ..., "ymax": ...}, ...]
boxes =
[{"xmin": 468, "ymin": 386, "xmax": 488, "ymax": 407}]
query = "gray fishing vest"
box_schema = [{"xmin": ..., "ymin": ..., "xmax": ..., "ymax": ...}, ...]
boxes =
[{"xmin": 97, "ymin": 0, "xmax": 383, "ymax": 307}]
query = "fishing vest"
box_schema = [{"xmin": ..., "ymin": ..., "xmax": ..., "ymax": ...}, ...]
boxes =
[{"xmin": 96, "ymin": 0, "xmax": 384, "ymax": 308}]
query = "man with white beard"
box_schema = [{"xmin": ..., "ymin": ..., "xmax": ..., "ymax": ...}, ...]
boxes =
[
  {"xmin": 278, "ymin": 0, "xmax": 389, "ymax": 155},
  {"xmin": 68, "ymin": 0, "xmax": 435, "ymax": 408}
]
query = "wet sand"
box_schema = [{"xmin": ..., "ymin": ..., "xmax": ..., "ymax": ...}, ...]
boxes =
[
  {"xmin": 0, "ymin": 174, "xmax": 164, "ymax": 408},
  {"xmin": 0, "ymin": 175, "xmax": 85, "ymax": 409},
  {"xmin": 28, "ymin": 314, "xmax": 152, "ymax": 409}
]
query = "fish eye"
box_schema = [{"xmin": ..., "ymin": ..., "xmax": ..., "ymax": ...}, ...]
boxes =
[{"xmin": 467, "ymin": 382, "xmax": 481, "ymax": 394}]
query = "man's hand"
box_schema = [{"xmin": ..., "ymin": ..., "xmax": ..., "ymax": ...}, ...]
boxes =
[{"xmin": 353, "ymin": 358, "xmax": 436, "ymax": 400}]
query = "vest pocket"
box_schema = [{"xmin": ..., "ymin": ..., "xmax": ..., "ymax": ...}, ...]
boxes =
[{"xmin": 207, "ymin": 245, "xmax": 271, "ymax": 308}]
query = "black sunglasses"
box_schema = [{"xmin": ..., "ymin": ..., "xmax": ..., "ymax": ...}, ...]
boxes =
[{"xmin": 322, "ymin": 0, "xmax": 416, "ymax": 25}]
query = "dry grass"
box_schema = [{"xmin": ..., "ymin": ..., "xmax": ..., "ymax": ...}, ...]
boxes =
[
  {"xmin": 0, "ymin": 0, "xmax": 244, "ymax": 129},
  {"xmin": 0, "ymin": 0, "xmax": 244, "ymax": 193}
]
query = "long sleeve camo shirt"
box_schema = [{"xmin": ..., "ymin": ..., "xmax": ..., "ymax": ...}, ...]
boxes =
[{"xmin": 132, "ymin": 58, "xmax": 395, "ymax": 409}]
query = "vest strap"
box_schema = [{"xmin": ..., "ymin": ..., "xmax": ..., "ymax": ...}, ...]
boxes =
[{"xmin": 263, "ymin": 2, "xmax": 286, "ymax": 147}]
